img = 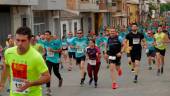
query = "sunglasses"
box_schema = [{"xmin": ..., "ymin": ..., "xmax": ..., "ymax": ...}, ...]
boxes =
[{"xmin": 77, "ymin": 33, "xmax": 82, "ymax": 34}]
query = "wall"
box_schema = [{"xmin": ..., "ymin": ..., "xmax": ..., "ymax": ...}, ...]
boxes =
[{"xmin": 11, "ymin": 6, "xmax": 32, "ymax": 33}]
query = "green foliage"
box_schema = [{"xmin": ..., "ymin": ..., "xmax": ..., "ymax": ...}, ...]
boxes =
[
  {"xmin": 160, "ymin": 3, "xmax": 170, "ymax": 13},
  {"xmin": 149, "ymin": 3, "xmax": 158, "ymax": 10}
]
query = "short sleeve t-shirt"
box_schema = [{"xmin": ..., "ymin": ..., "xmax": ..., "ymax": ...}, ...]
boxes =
[
  {"xmin": 126, "ymin": 32, "xmax": 144, "ymax": 49},
  {"xmin": 66, "ymin": 37, "xmax": 76, "ymax": 52},
  {"xmin": 32, "ymin": 43, "xmax": 43, "ymax": 54},
  {"xmin": 145, "ymin": 36, "xmax": 155, "ymax": 50},
  {"xmin": 43, "ymin": 39, "xmax": 62, "ymax": 64},
  {"xmin": 4, "ymin": 46, "xmax": 48, "ymax": 96},
  {"xmin": 73, "ymin": 37, "xmax": 88, "ymax": 58},
  {"xmin": 107, "ymin": 36, "xmax": 122, "ymax": 55},
  {"xmin": 154, "ymin": 32, "xmax": 166, "ymax": 50},
  {"xmin": 86, "ymin": 46, "xmax": 100, "ymax": 63}
]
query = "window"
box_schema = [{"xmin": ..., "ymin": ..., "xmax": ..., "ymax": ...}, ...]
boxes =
[
  {"xmin": 63, "ymin": 24, "xmax": 67, "ymax": 36},
  {"xmin": 34, "ymin": 23, "xmax": 45, "ymax": 35},
  {"xmin": 22, "ymin": 18, "xmax": 27, "ymax": 26},
  {"xmin": 74, "ymin": 22, "xmax": 77, "ymax": 32},
  {"xmin": 112, "ymin": 0, "xmax": 116, "ymax": 6},
  {"xmin": 33, "ymin": 11, "xmax": 47, "ymax": 35}
]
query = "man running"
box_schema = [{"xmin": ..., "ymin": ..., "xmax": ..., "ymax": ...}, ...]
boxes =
[
  {"xmin": 154, "ymin": 26, "xmax": 170, "ymax": 76},
  {"xmin": 145, "ymin": 30, "xmax": 156, "ymax": 70},
  {"xmin": 0, "ymin": 27, "xmax": 50, "ymax": 96},
  {"xmin": 105, "ymin": 28, "xmax": 124, "ymax": 89},
  {"xmin": 124, "ymin": 23, "xmax": 146, "ymax": 83},
  {"xmin": 43, "ymin": 31, "xmax": 63, "ymax": 95},
  {"xmin": 72, "ymin": 30, "xmax": 88, "ymax": 86}
]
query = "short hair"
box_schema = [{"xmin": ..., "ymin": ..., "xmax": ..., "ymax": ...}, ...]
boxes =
[
  {"xmin": 16, "ymin": 26, "xmax": 32, "ymax": 39},
  {"xmin": 89, "ymin": 39, "xmax": 95, "ymax": 44},
  {"xmin": 77, "ymin": 30, "xmax": 83, "ymax": 33},
  {"xmin": 131, "ymin": 23, "xmax": 138, "ymax": 26},
  {"xmin": 158, "ymin": 25, "xmax": 162, "ymax": 27},
  {"xmin": 45, "ymin": 30, "xmax": 51, "ymax": 35}
]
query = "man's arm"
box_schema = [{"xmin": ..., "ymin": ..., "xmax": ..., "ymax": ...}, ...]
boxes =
[
  {"xmin": 51, "ymin": 48, "xmax": 62, "ymax": 53},
  {"xmin": 163, "ymin": 33, "xmax": 170, "ymax": 43},
  {"xmin": 17, "ymin": 71, "xmax": 50, "ymax": 92},
  {"xmin": 0, "ymin": 62, "xmax": 10, "ymax": 91},
  {"xmin": 30, "ymin": 71, "xmax": 50, "ymax": 86},
  {"xmin": 141, "ymin": 38, "xmax": 147, "ymax": 49}
]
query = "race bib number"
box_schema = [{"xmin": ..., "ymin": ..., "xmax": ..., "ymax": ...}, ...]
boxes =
[
  {"xmin": 133, "ymin": 38, "xmax": 140, "ymax": 44},
  {"xmin": 88, "ymin": 60, "xmax": 96, "ymax": 65},
  {"xmin": 108, "ymin": 56, "xmax": 116, "ymax": 60},
  {"xmin": 145, "ymin": 49, "xmax": 149, "ymax": 53},
  {"xmin": 47, "ymin": 51, "xmax": 54, "ymax": 57},
  {"xmin": 77, "ymin": 48, "xmax": 84, "ymax": 53},
  {"xmin": 62, "ymin": 46, "xmax": 67, "ymax": 50},
  {"xmin": 156, "ymin": 42, "xmax": 163, "ymax": 47},
  {"xmin": 12, "ymin": 78, "xmax": 29, "ymax": 94}
]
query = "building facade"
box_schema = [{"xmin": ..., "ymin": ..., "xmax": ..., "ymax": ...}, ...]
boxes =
[
  {"xmin": 0, "ymin": 0, "xmax": 38, "ymax": 46},
  {"xmin": 112, "ymin": 0, "xmax": 127, "ymax": 27},
  {"xmin": 126, "ymin": 0, "xmax": 140, "ymax": 24}
]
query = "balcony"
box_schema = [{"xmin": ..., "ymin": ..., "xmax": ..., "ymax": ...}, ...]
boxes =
[
  {"xmin": 98, "ymin": 2, "xmax": 117, "ymax": 12},
  {"xmin": 33, "ymin": 0, "xmax": 66, "ymax": 10},
  {"xmin": 78, "ymin": 1, "xmax": 99, "ymax": 12},
  {"xmin": 0, "ymin": 0, "xmax": 38, "ymax": 5}
]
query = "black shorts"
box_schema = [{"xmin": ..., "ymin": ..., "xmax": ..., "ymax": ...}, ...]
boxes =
[
  {"xmin": 76, "ymin": 56, "xmax": 86, "ymax": 64},
  {"xmin": 130, "ymin": 49, "xmax": 142, "ymax": 63},
  {"xmin": 146, "ymin": 50, "xmax": 156, "ymax": 57},
  {"xmin": 155, "ymin": 48, "xmax": 166, "ymax": 56},
  {"xmin": 68, "ymin": 52, "xmax": 76, "ymax": 59},
  {"xmin": 59, "ymin": 53, "xmax": 61, "ymax": 58},
  {"xmin": 127, "ymin": 53, "xmax": 130, "ymax": 57},
  {"xmin": 108, "ymin": 56, "xmax": 121, "ymax": 66}
]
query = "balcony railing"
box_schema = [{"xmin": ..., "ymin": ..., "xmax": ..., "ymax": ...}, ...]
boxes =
[
  {"xmin": 0, "ymin": 0, "xmax": 38, "ymax": 5},
  {"xmin": 78, "ymin": 1, "xmax": 99, "ymax": 12}
]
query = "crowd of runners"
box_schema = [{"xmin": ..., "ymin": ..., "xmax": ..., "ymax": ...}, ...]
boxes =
[{"xmin": 0, "ymin": 20, "xmax": 170, "ymax": 96}]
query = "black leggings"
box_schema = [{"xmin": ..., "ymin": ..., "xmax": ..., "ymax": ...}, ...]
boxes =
[{"xmin": 46, "ymin": 60, "xmax": 62, "ymax": 87}]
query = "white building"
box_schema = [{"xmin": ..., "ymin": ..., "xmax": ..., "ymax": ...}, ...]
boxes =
[{"xmin": 33, "ymin": 0, "xmax": 81, "ymax": 38}]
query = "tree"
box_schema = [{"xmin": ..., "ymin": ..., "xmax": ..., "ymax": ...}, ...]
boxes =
[{"xmin": 160, "ymin": 3, "xmax": 170, "ymax": 14}]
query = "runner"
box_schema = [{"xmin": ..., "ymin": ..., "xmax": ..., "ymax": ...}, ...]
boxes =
[
  {"xmin": 145, "ymin": 30, "xmax": 156, "ymax": 70},
  {"xmin": 105, "ymin": 28, "xmax": 124, "ymax": 89},
  {"xmin": 61, "ymin": 35, "xmax": 68, "ymax": 70},
  {"xmin": 103, "ymin": 29, "xmax": 110, "ymax": 69},
  {"xmin": 66, "ymin": 32, "xmax": 76, "ymax": 71},
  {"xmin": 0, "ymin": 45, "xmax": 3, "ymax": 70},
  {"xmin": 124, "ymin": 23, "xmax": 146, "ymax": 83},
  {"xmin": 154, "ymin": 26, "xmax": 170, "ymax": 76},
  {"xmin": 86, "ymin": 39, "xmax": 101, "ymax": 88},
  {"xmin": 73, "ymin": 30, "xmax": 88, "ymax": 86},
  {"xmin": 0, "ymin": 27, "xmax": 50, "ymax": 96},
  {"xmin": 30, "ymin": 35, "xmax": 43, "ymax": 54},
  {"xmin": 53, "ymin": 34, "xmax": 63, "ymax": 69},
  {"xmin": 44, "ymin": 31, "xmax": 63, "ymax": 95},
  {"xmin": 4, "ymin": 38, "xmax": 15, "ymax": 93}
]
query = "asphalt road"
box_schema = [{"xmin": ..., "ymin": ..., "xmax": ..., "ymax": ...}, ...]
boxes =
[{"xmin": 1, "ymin": 46, "xmax": 170, "ymax": 96}]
